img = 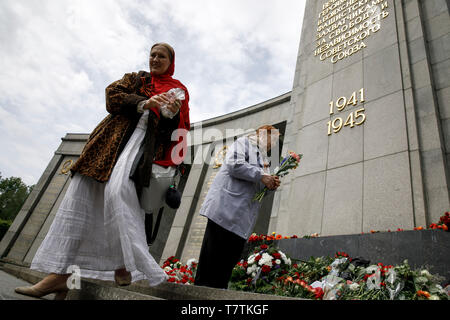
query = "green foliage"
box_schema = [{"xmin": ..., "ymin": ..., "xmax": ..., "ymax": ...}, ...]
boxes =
[
  {"xmin": 291, "ymin": 256, "xmax": 334, "ymax": 283},
  {"xmin": 231, "ymin": 243, "xmax": 449, "ymax": 300},
  {"xmin": 0, "ymin": 171, "xmax": 33, "ymax": 221}
]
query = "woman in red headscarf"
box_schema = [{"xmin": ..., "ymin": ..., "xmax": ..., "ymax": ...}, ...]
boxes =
[{"xmin": 15, "ymin": 43, "xmax": 190, "ymax": 299}]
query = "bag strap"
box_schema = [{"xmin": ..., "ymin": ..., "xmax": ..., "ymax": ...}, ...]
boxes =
[
  {"xmin": 171, "ymin": 164, "xmax": 182, "ymax": 188},
  {"xmin": 145, "ymin": 207, "xmax": 164, "ymax": 246}
]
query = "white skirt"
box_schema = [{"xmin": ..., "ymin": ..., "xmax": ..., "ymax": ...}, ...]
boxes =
[{"xmin": 30, "ymin": 111, "xmax": 169, "ymax": 286}]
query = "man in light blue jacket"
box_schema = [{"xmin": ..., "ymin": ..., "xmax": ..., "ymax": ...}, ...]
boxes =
[{"xmin": 195, "ymin": 125, "xmax": 281, "ymax": 289}]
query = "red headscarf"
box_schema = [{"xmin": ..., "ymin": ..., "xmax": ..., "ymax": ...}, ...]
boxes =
[{"xmin": 141, "ymin": 44, "xmax": 190, "ymax": 167}]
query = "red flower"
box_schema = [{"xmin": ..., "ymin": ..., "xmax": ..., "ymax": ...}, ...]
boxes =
[
  {"xmin": 417, "ymin": 290, "xmax": 430, "ymax": 298},
  {"xmin": 260, "ymin": 244, "xmax": 268, "ymax": 250},
  {"xmin": 272, "ymin": 252, "xmax": 281, "ymax": 259},
  {"xmin": 248, "ymin": 234, "xmax": 263, "ymax": 243},
  {"xmin": 262, "ymin": 265, "xmax": 271, "ymax": 273},
  {"xmin": 312, "ymin": 287, "xmax": 324, "ymax": 300},
  {"xmin": 284, "ymin": 276, "xmax": 293, "ymax": 284},
  {"xmin": 255, "ymin": 255, "xmax": 262, "ymax": 262}
]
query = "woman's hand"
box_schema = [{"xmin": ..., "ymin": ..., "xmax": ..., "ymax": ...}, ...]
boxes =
[
  {"xmin": 166, "ymin": 99, "xmax": 182, "ymax": 114},
  {"xmin": 144, "ymin": 94, "xmax": 181, "ymax": 115},
  {"xmin": 143, "ymin": 93, "xmax": 171, "ymax": 110},
  {"xmin": 261, "ymin": 175, "xmax": 281, "ymax": 190}
]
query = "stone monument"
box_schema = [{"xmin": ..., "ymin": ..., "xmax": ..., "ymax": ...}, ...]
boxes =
[{"xmin": 1, "ymin": 0, "xmax": 449, "ymax": 267}]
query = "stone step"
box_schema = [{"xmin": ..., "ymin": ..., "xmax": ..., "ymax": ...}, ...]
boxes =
[
  {"xmin": 0, "ymin": 263, "xmax": 162, "ymax": 300},
  {"xmin": 0, "ymin": 262, "xmax": 304, "ymax": 300},
  {"xmin": 122, "ymin": 280, "xmax": 304, "ymax": 300},
  {"xmin": 0, "ymin": 268, "xmax": 56, "ymax": 300}
]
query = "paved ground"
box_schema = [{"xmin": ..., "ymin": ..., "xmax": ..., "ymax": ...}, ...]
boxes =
[{"xmin": 0, "ymin": 269, "xmax": 55, "ymax": 300}]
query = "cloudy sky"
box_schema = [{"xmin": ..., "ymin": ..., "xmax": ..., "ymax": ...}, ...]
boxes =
[{"xmin": 0, "ymin": 0, "xmax": 305, "ymax": 186}]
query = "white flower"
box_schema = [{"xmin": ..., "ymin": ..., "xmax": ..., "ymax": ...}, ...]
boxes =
[
  {"xmin": 349, "ymin": 283, "xmax": 360, "ymax": 291},
  {"xmin": 164, "ymin": 266, "xmax": 172, "ymax": 273},
  {"xmin": 429, "ymin": 295, "xmax": 440, "ymax": 300},
  {"xmin": 247, "ymin": 264, "xmax": 258, "ymax": 275},
  {"xmin": 259, "ymin": 253, "xmax": 273, "ymax": 267},
  {"xmin": 186, "ymin": 258, "xmax": 198, "ymax": 269},
  {"xmin": 365, "ymin": 265, "xmax": 379, "ymax": 274},
  {"xmin": 420, "ymin": 270, "xmax": 432, "ymax": 279},
  {"xmin": 279, "ymin": 251, "xmax": 291, "ymax": 265},
  {"xmin": 275, "ymin": 259, "xmax": 281, "ymax": 265},
  {"xmin": 248, "ymin": 254, "xmax": 256, "ymax": 265}
]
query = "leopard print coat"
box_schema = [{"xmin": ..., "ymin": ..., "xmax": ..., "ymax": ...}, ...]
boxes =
[{"xmin": 70, "ymin": 71, "xmax": 174, "ymax": 183}]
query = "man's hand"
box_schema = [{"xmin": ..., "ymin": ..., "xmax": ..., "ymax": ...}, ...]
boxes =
[{"xmin": 261, "ymin": 175, "xmax": 281, "ymax": 190}]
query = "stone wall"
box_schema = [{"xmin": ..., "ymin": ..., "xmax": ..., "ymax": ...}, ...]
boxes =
[{"xmin": 268, "ymin": 0, "xmax": 450, "ymax": 238}]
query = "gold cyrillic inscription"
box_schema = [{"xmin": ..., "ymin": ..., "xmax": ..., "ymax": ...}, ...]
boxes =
[{"xmin": 315, "ymin": 0, "xmax": 390, "ymax": 64}]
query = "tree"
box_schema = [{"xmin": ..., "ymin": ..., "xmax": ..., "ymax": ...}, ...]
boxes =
[{"xmin": 0, "ymin": 172, "xmax": 33, "ymax": 221}]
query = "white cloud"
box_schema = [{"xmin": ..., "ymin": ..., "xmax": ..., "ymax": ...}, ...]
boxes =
[{"xmin": 0, "ymin": 0, "xmax": 305, "ymax": 185}]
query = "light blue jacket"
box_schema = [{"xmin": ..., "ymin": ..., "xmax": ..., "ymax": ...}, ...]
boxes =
[{"xmin": 199, "ymin": 136, "xmax": 266, "ymax": 239}]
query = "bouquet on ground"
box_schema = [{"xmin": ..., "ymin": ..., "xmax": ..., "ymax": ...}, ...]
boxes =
[
  {"xmin": 230, "ymin": 243, "xmax": 293, "ymax": 294},
  {"xmin": 230, "ymin": 245, "xmax": 449, "ymax": 300},
  {"xmin": 161, "ymin": 256, "xmax": 197, "ymax": 284},
  {"xmin": 429, "ymin": 211, "xmax": 449, "ymax": 231},
  {"xmin": 253, "ymin": 151, "xmax": 303, "ymax": 202}
]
